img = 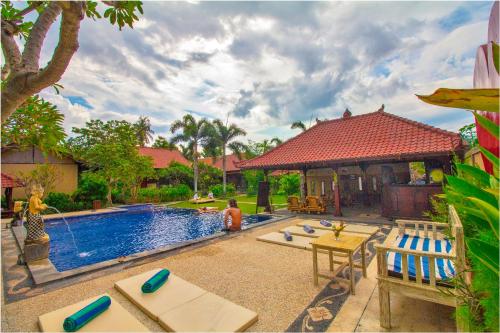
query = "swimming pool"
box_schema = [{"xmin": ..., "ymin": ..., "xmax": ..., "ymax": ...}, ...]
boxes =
[{"xmin": 45, "ymin": 205, "xmax": 272, "ymax": 272}]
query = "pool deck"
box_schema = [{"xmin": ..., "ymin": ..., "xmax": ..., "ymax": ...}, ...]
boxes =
[{"xmin": 1, "ymin": 216, "xmax": 455, "ymax": 332}]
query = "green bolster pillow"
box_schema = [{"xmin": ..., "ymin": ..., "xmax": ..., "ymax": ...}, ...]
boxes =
[
  {"xmin": 142, "ymin": 269, "xmax": 170, "ymax": 293},
  {"xmin": 63, "ymin": 296, "xmax": 111, "ymax": 332}
]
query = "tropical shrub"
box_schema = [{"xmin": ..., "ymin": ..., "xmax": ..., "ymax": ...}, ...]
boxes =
[
  {"xmin": 210, "ymin": 183, "xmax": 236, "ymax": 198},
  {"xmin": 157, "ymin": 162, "xmax": 193, "ymax": 188},
  {"xmin": 17, "ymin": 164, "xmax": 59, "ymax": 198},
  {"xmin": 198, "ymin": 163, "xmax": 222, "ymax": 192},
  {"xmin": 1, "ymin": 195, "xmax": 6, "ymax": 209},
  {"xmin": 277, "ymin": 173, "xmax": 301, "ymax": 196},
  {"xmin": 243, "ymin": 170, "xmax": 265, "ymax": 196},
  {"xmin": 44, "ymin": 192, "xmax": 85, "ymax": 212},
  {"xmin": 73, "ymin": 172, "xmax": 108, "ymax": 207},
  {"xmin": 137, "ymin": 185, "xmax": 193, "ymax": 203},
  {"xmin": 111, "ymin": 188, "xmax": 130, "ymax": 204}
]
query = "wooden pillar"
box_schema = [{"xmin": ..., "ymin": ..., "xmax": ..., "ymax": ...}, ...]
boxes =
[
  {"xmin": 5, "ymin": 187, "xmax": 13, "ymax": 211},
  {"xmin": 333, "ymin": 169, "xmax": 342, "ymax": 216}
]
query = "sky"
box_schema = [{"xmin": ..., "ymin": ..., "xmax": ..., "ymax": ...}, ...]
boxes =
[{"xmin": 29, "ymin": 1, "xmax": 493, "ymax": 144}]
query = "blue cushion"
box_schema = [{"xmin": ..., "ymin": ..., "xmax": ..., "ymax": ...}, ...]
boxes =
[{"xmin": 386, "ymin": 234, "xmax": 455, "ymax": 281}]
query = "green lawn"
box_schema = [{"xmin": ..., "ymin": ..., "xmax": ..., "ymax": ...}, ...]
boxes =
[{"xmin": 167, "ymin": 194, "xmax": 289, "ymax": 214}]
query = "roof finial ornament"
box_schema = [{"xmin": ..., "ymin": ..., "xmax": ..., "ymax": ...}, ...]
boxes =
[
  {"xmin": 343, "ymin": 108, "xmax": 352, "ymax": 118},
  {"xmin": 378, "ymin": 104, "xmax": 385, "ymax": 112}
]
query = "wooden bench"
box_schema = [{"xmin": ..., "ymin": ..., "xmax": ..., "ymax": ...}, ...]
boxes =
[{"xmin": 375, "ymin": 205, "xmax": 466, "ymax": 330}]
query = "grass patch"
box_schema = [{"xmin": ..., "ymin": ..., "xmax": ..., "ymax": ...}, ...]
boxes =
[{"xmin": 168, "ymin": 194, "xmax": 290, "ymax": 214}]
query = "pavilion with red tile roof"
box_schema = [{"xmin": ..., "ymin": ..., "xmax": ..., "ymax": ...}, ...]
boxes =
[{"xmin": 239, "ymin": 106, "xmax": 466, "ymax": 218}]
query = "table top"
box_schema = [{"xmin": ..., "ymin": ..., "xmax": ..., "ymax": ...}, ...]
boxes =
[{"xmin": 311, "ymin": 233, "xmax": 365, "ymax": 252}]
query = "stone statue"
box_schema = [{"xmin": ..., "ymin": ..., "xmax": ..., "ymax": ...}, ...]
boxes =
[{"xmin": 24, "ymin": 185, "xmax": 50, "ymax": 262}]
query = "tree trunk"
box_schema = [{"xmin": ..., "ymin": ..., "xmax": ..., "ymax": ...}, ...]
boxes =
[
  {"xmin": 193, "ymin": 142, "xmax": 198, "ymax": 194},
  {"xmin": 222, "ymin": 145, "xmax": 227, "ymax": 195}
]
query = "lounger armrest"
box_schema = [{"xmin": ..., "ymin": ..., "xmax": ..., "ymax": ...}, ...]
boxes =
[{"xmin": 375, "ymin": 243, "xmax": 456, "ymax": 260}]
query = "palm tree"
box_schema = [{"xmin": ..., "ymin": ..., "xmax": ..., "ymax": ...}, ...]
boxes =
[
  {"xmin": 152, "ymin": 136, "xmax": 177, "ymax": 150},
  {"xmin": 290, "ymin": 121, "xmax": 307, "ymax": 132},
  {"xmin": 135, "ymin": 116, "xmax": 154, "ymax": 146},
  {"xmin": 170, "ymin": 115, "xmax": 211, "ymax": 193},
  {"xmin": 256, "ymin": 138, "xmax": 282, "ymax": 154},
  {"xmin": 210, "ymin": 119, "xmax": 247, "ymax": 195}
]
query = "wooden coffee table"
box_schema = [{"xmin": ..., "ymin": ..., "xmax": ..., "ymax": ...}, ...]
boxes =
[{"xmin": 311, "ymin": 233, "xmax": 367, "ymax": 294}]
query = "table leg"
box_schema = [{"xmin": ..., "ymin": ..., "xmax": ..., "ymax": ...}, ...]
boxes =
[
  {"xmin": 329, "ymin": 250, "xmax": 334, "ymax": 272},
  {"xmin": 361, "ymin": 241, "xmax": 367, "ymax": 278},
  {"xmin": 313, "ymin": 246, "xmax": 318, "ymax": 286},
  {"xmin": 349, "ymin": 252, "xmax": 355, "ymax": 295}
]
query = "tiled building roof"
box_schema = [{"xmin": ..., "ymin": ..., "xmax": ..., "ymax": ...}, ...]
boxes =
[
  {"xmin": 239, "ymin": 110, "xmax": 464, "ymax": 170},
  {"xmin": 199, "ymin": 154, "xmax": 243, "ymax": 173},
  {"xmin": 138, "ymin": 147, "xmax": 190, "ymax": 168},
  {"xmin": 1, "ymin": 173, "xmax": 22, "ymax": 188}
]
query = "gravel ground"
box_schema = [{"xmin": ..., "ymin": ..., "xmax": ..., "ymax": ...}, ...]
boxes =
[{"xmin": 2, "ymin": 217, "xmax": 341, "ymax": 332}]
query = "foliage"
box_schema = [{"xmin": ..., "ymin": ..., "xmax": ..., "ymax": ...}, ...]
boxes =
[
  {"xmin": 44, "ymin": 192, "xmax": 84, "ymax": 213},
  {"xmin": 67, "ymin": 119, "xmax": 155, "ymax": 203},
  {"xmin": 243, "ymin": 170, "xmax": 265, "ymax": 196},
  {"xmin": 243, "ymin": 139, "xmax": 281, "ymax": 158},
  {"xmin": 423, "ymin": 195, "xmax": 449, "ymax": 223},
  {"xmin": 157, "ymin": 162, "xmax": 193, "ymax": 188},
  {"xmin": 1, "ymin": 1, "xmax": 144, "ymax": 120},
  {"xmin": 198, "ymin": 162, "xmax": 222, "ymax": 193},
  {"xmin": 291, "ymin": 121, "xmax": 307, "ymax": 132},
  {"xmin": 459, "ymin": 123, "xmax": 478, "ymax": 147},
  {"xmin": 1, "ymin": 96, "xmax": 66, "ymax": 155},
  {"xmin": 419, "ymin": 74, "xmax": 499, "ymax": 331},
  {"xmin": 416, "ymin": 88, "xmax": 499, "ymax": 113},
  {"xmin": 134, "ymin": 116, "xmax": 154, "ymax": 146},
  {"xmin": 72, "ymin": 172, "xmax": 109, "ymax": 207},
  {"xmin": 208, "ymin": 119, "xmax": 247, "ymax": 194},
  {"xmin": 152, "ymin": 136, "xmax": 177, "ymax": 150},
  {"xmin": 277, "ymin": 173, "xmax": 301, "ymax": 196},
  {"xmin": 210, "ymin": 183, "xmax": 236, "ymax": 198},
  {"xmin": 137, "ymin": 185, "xmax": 192, "ymax": 203},
  {"xmin": 111, "ymin": 188, "xmax": 130, "ymax": 204},
  {"xmin": 170, "ymin": 114, "xmax": 212, "ymax": 193},
  {"xmin": 17, "ymin": 164, "xmax": 59, "ymax": 199}
]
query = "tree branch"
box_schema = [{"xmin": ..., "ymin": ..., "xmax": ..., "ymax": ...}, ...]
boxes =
[
  {"xmin": 1, "ymin": 21, "xmax": 22, "ymax": 79},
  {"xmin": 22, "ymin": 2, "xmax": 62, "ymax": 72},
  {"xmin": 17, "ymin": 2, "xmax": 44, "ymax": 18},
  {"xmin": 27, "ymin": 2, "xmax": 84, "ymax": 91}
]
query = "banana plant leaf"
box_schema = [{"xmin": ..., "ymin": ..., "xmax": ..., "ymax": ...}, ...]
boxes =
[
  {"xmin": 466, "ymin": 238, "xmax": 499, "ymax": 275},
  {"xmin": 445, "ymin": 175, "xmax": 498, "ymax": 207},
  {"xmin": 474, "ymin": 112, "xmax": 499, "ymax": 139},
  {"xmin": 479, "ymin": 147, "xmax": 499, "ymax": 177},
  {"xmin": 456, "ymin": 163, "xmax": 496, "ymax": 188},
  {"xmin": 467, "ymin": 197, "xmax": 499, "ymax": 239},
  {"xmin": 416, "ymin": 88, "xmax": 499, "ymax": 113}
]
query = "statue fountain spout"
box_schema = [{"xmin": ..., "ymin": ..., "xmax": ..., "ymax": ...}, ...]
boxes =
[{"xmin": 23, "ymin": 184, "xmax": 50, "ymax": 262}]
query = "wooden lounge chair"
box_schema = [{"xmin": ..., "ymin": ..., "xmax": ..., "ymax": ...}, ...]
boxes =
[
  {"xmin": 375, "ymin": 205, "xmax": 467, "ymax": 331},
  {"xmin": 287, "ymin": 196, "xmax": 304, "ymax": 212},
  {"xmin": 304, "ymin": 196, "xmax": 326, "ymax": 214}
]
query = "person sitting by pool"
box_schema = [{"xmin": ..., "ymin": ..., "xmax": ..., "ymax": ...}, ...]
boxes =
[
  {"xmin": 193, "ymin": 192, "xmax": 200, "ymax": 200},
  {"xmin": 207, "ymin": 191, "xmax": 214, "ymax": 199},
  {"xmin": 223, "ymin": 199, "xmax": 242, "ymax": 231}
]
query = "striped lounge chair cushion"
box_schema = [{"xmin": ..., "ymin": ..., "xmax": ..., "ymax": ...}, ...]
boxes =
[{"xmin": 386, "ymin": 234, "xmax": 455, "ymax": 282}]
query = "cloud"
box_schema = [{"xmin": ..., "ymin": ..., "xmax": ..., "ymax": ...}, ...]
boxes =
[{"xmin": 30, "ymin": 1, "xmax": 492, "ymax": 143}]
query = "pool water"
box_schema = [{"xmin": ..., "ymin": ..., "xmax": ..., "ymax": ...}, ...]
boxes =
[{"xmin": 45, "ymin": 206, "xmax": 272, "ymax": 272}]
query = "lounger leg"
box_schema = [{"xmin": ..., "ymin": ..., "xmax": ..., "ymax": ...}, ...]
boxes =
[
  {"xmin": 329, "ymin": 250, "xmax": 334, "ymax": 272},
  {"xmin": 379, "ymin": 283, "xmax": 391, "ymax": 329}
]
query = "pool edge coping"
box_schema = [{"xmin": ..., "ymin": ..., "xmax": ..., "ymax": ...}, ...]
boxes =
[{"xmin": 13, "ymin": 213, "xmax": 290, "ymax": 286}]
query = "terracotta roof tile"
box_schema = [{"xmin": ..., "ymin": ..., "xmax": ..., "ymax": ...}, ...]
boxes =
[
  {"xmin": 199, "ymin": 154, "xmax": 243, "ymax": 172},
  {"xmin": 239, "ymin": 110, "xmax": 464, "ymax": 169},
  {"xmin": 138, "ymin": 147, "xmax": 190, "ymax": 168},
  {"xmin": 1, "ymin": 173, "xmax": 22, "ymax": 188}
]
